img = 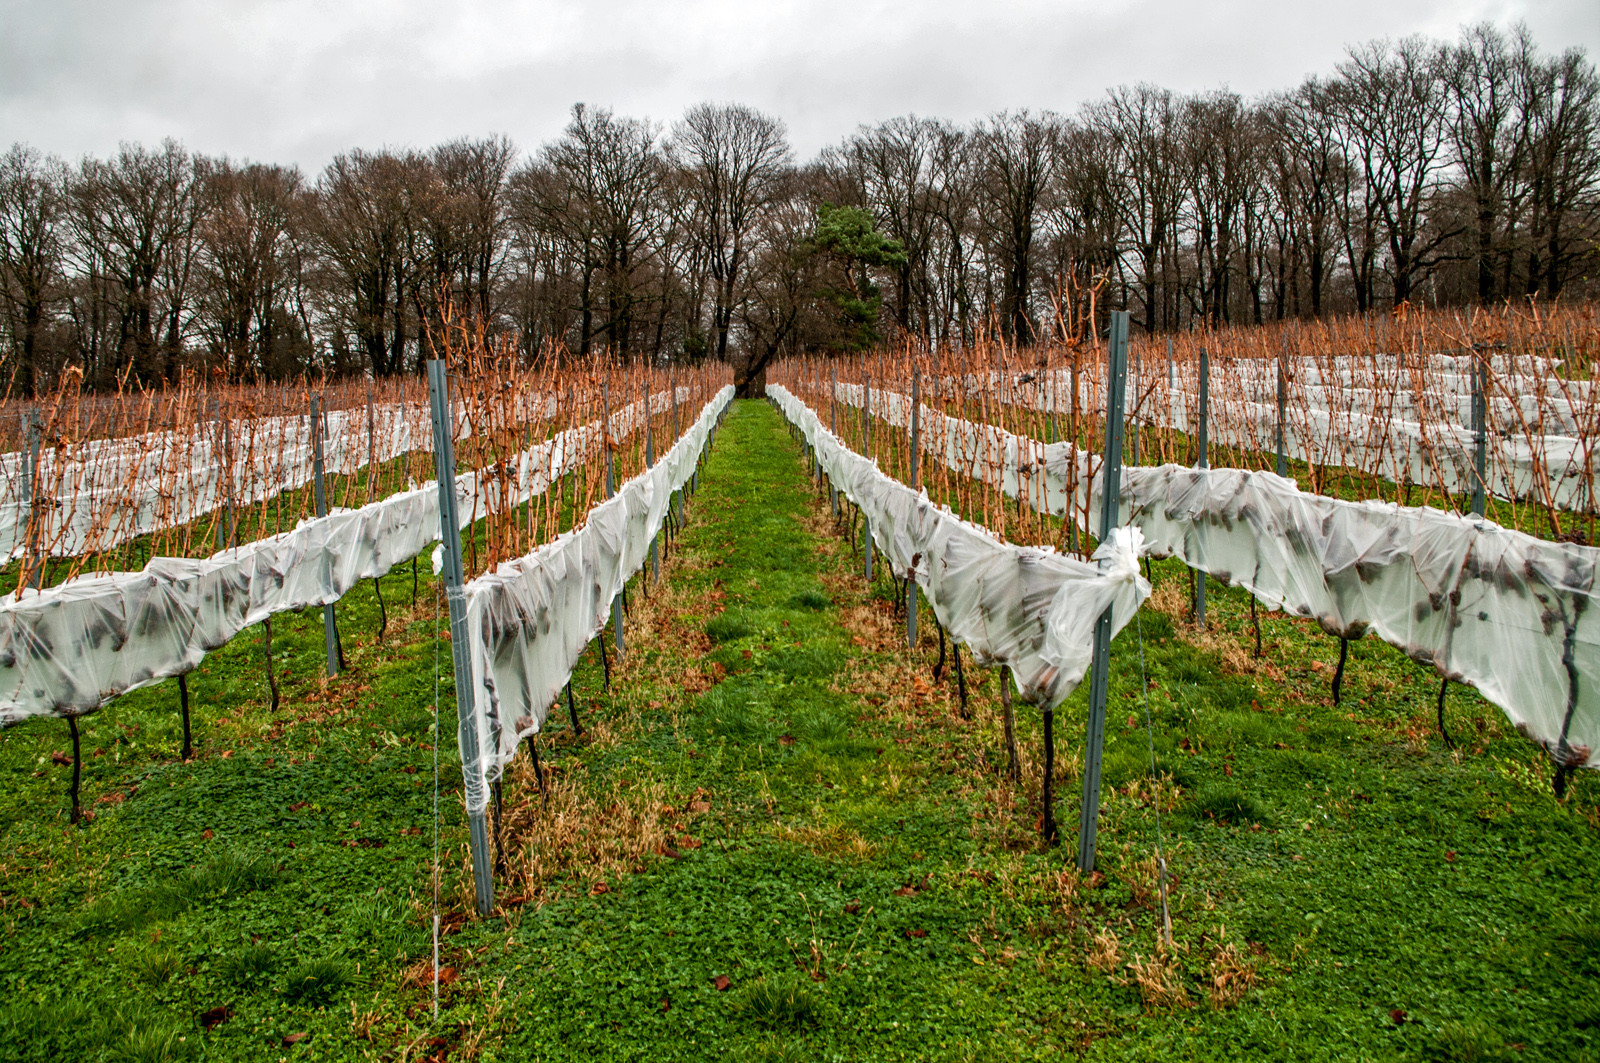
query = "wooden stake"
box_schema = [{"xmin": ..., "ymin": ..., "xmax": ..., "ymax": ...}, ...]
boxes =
[
  {"xmin": 67, "ymin": 715, "xmax": 82, "ymax": 824},
  {"xmin": 178, "ymin": 674, "xmax": 192, "ymax": 761},
  {"xmin": 262, "ymin": 618, "xmax": 279, "ymax": 713},
  {"xmin": 1000, "ymin": 665, "xmax": 1019, "ymax": 782},
  {"xmin": 567, "ymin": 680, "xmax": 584, "ymax": 737},
  {"xmin": 1042, "ymin": 707, "xmax": 1057, "ymax": 845}
]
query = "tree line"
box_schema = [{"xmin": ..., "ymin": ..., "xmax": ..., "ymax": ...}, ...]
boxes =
[{"xmin": 0, "ymin": 21, "xmax": 1596, "ymax": 397}]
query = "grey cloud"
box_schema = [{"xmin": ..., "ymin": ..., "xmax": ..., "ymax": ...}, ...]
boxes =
[{"xmin": 1, "ymin": 0, "xmax": 1596, "ymax": 171}]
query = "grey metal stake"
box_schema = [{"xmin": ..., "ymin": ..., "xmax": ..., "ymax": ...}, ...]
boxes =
[
  {"xmin": 21, "ymin": 410, "xmax": 40, "ymax": 591},
  {"xmin": 829, "ymin": 367, "xmax": 839, "ymax": 519},
  {"xmin": 910, "ymin": 367, "xmax": 921, "ymax": 487},
  {"xmin": 646, "ymin": 387, "xmax": 658, "ymax": 583},
  {"xmin": 1129, "ymin": 341, "xmax": 1139, "ymax": 467},
  {"xmin": 1166, "ymin": 336, "xmax": 1175, "ymax": 427},
  {"xmin": 603, "ymin": 378, "xmax": 624, "ymax": 657},
  {"xmin": 311, "ymin": 396, "xmax": 339, "ymax": 677},
  {"xmin": 366, "ymin": 378, "xmax": 378, "ymax": 497},
  {"xmin": 907, "ymin": 367, "xmax": 920, "ymax": 649},
  {"xmin": 1077, "ymin": 310, "xmax": 1130, "ymax": 874},
  {"xmin": 425, "ymin": 359, "xmax": 494, "ymax": 916},
  {"xmin": 222, "ymin": 402, "xmax": 234, "ymax": 548},
  {"xmin": 1195, "ymin": 346, "xmax": 1209, "ymax": 629},
  {"xmin": 212, "ymin": 397, "xmax": 234, "ymax": 551},
  {"xmin": 1471, "ymin": 345, "xmax": 1487, "ymax": 517},
  {"xmin": 863, "ymin": 374, "xmax": 873, "ymax": 582},
  {"xmin": 1276, "ymin": 343, "xmax": 1288, "ymax": 478}
]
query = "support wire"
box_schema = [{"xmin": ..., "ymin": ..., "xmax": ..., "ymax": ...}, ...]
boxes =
[
  {"xmin": 1136, "ymin": 605, "xmax": 1173, "ymax": 950},
  {"xmin": 432, "ymin": 564, "xmax": 442, "ymax": 1020}
]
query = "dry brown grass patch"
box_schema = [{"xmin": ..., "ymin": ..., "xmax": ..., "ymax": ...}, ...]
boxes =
[
  {"xmin": 1086, "ymin": 928, "xmax": 1122, "ymax": 972},
  {"xmin": 1147, "ymin": 576, "xmax": 1261, "ymax": 675},
  {"xmin": 799, "ymin": 504, "xmax": 842, "ymax": 543},
  {"xmin": 1119, "ymin": 849, "xmax": 1180, "ymax": 911},
  {"xmin": 1207, "ymin": 941, "xmax": 1258, "ymax": 1009},
  {"xmin": 1147, "ymin": 577, "xmax": 1189, "ymax": 620},
  {"xmin": 773, "ymin": 819, "xmax": 876, "ymax": 861},
  {"xmin": 837, "ymin": 599, "xmax": 899, "ymax": 653},
  {"xmin": 625, "ymin": 576, "xmax": 713, "ymax": 656},
  {"xmin": 1045, "ymin": 866, "xmax": 1083, "ymax": 912},
  {"xmin": 492, "ymin": 759, "xmax": 703, "ymax": 904},
  {"xmin": 1125, "ymin": 949, "xmax": 1192, "ymax": 1010},
  {"xmin": 1118, "ymin": 771, "xmax": 1186, "ymax": 814}
]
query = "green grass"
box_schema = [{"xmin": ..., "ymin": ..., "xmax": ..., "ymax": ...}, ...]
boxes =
[
  {"xmin": 732, "ymin": 975, "xmax": 826, "ymax": 1031},
  {"xmin": 281, "ymin": 957, "xmax": 356, "ymax": 1008},
  {"xmin": 0, "ymin": 398, "xmax": 1595, "ymax": 1060},
  {"xmin": 215, "ymin": 943, "xmax": 278, "ymax": 987}
]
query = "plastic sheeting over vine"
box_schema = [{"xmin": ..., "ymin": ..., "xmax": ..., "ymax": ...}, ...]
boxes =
[
  {"xmin": 830, "ymin": 381, "xmax": 1599, "ymax": 771},
  {"xmin": 967, "ymin": 362, "xmax": 1597, "ymax": 512},
  {"xmin": 455, "ymin": 386, "xmax": 734, "ymax": 815},
  {"xmin": 768, "ymin": 384, "xmax": 1150, "ymax": 712},
  {"xmin": 0, "ymin": 388, "xmax": 676, "ymax": 725},
  {"xmin": 0, "ymin": 393, "xmax": 428, "ymax": 560}
]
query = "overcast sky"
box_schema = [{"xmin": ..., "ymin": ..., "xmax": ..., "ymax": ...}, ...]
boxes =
[{"xmin": 2, "ymin": 0, "xmax": 1596, "ymax": 172}]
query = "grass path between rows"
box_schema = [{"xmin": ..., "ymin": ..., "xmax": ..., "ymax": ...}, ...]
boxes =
[
  {"xmin": 483, "ymin": 398, "xmax": 1600, "ymax": 1062},
  {"xmin": 0, "ymin": 398, "xmax": 1595, "ymax": 1062}
]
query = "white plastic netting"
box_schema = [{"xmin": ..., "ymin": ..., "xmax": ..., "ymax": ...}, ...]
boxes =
[
  {"xmin": 456, "ymin": 386, "xmax": 734, "ymax": 814},
  {"xmin": 959, "ymin": 355, "xmax": 1598, "ymax": 511},
  {"xmin": 0, "ymin": 387, "xmax": 681, "ymax": 725},
  {"xmin": 0, "ymin": 385, "xmax": 594, "ymax": 561},
  {"xmin": 0, "ymin": 396, "xmax": 439, "ymax": 559},
  {"xmin": 829, "ymin": 381, "xmax": 1599, "ymax": 770},
  {"xmin": 769, "ymin": 384, "xmax": 1150, "ymax": 710}
]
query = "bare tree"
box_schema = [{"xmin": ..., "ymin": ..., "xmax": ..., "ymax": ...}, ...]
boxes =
[
  {"xmin": 1263, "ymin": 82, "xmax": 1346, "ymax": 316},
  {"xmin": 1522, "ymin": 45, "xmax": 1600, "ymax": 297},
  {"xmin": 0, "ymin": 145, "xmax": 66, "ymax": 394},
  {"xmin": 670, "ymin": 102, "xmax": 792, "ymax": 374},
  {"xmin": 1179, "ymin": 91, "xmax": 1260, "ymax": 325},
  {"xmin": 513, "ymin": 106, "xmax": 667, "ymax": 359},
  {"xmin": 1043, "ymin": 121, "xmax": 1122, "ymax": 333},
  {"xmin": 432, "ymin": 136, "xmax": 515, "ymax": 323},
  {"xmin": 310, "ymin": 149, "xmax": 432, "ymax": 376},
  {"xmin": 1443, "ymin": 23, "xmax": 1538, "ymax": 303},
  {"xmin": 1087, "ymin": 85, "xmax": 1186, "ymax": 332},
  {"xmin": 974, "ymin": 111, "xmax": 1057, "ymax": 343},
  {"xmin": 68, "ymin": 140, "xmax": 200, "ymax": 384},
  {"xmin": 1336, "ymin": 38, "xmax": 1458, "ymax": 306},
  {"xmin": 196, "ymin": 160, "xmax": 306, "ymax": 378}
]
